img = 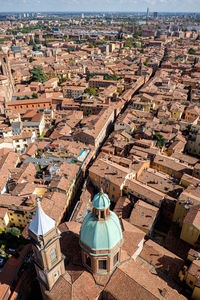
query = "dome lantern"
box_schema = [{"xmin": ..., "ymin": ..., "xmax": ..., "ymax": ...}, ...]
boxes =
[{"xmin": 92, "ymin": 188, "xmax": 111, "ymax": 220}]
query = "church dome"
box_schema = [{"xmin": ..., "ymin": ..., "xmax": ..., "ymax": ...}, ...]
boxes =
[
  {"xmin": 92, "ymin": 192, "xmax": 110, "ymax": 210},
  {"xmin": 79, "ymin": 192, "xmax": 123, "ymax": 254},
  {"xmin": 80, "ymin": 211, "xmax": 123, "ymax": 252}
]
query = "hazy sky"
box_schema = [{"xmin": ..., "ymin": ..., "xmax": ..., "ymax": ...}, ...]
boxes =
[{"xmin": 0, "ymin": 0, "xmax": 200, "ymax": 13}]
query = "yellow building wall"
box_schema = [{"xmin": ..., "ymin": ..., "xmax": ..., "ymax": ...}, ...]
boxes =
[
  {"xmin": 0, "ymin": 219, "xmax": 7, "ymax": 231},
  {"xmin": 135, "ymin": 161, "xmax": 150, "ymax": 180},
  {"xmin": 180, "ymin": 223, "xmax": 200, "ymax": 246},
  {"xmin": 180, "ymin": 178, "xmax": 190, "ymax": 188},
  {"xmin": 8, "ymin": 211, "xmax": 32, "ymax": 228},
  {"xmin": 89, "ymin": 171, "xmax": 121, "ymax": 202},
  {"xmin": 152, "ymin": 163, "xmax": 180, "ymax": 179},
  {"xmin": 173, "ymin": 202, "xmax": 188, "ymax": 227},
  {"xmin": 171, "ymin": 111, "xmax": 182, "ymax": 120},
  {"xmin": 192, "ymin": 286, "xmax": 200, "ymax": 300},
  {"xmin": 35, "ymin": 187, "xmax": 47, "ymax": 196},
  {"xmin": 143, "ymin": 105, "xmax": 151, "ymax": 112},
  {"xmin": 179, "ymin": 269, "xmax": 200, "ymax": 299},
  {"xmin": 179, "ymin": 269, "xmax": 185, "ymax": 282},
  {"xmin": 185, "ymin": 273, "xmax": 196, "ymax": 290}
]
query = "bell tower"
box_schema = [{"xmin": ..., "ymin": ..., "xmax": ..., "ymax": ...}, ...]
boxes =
[{"xmin": 28, "ymin": 199, "xmax": 65, "ymax": 292}]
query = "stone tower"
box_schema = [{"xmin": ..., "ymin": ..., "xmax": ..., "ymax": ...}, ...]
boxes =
[
  {"xmin": 0, "ymin": 52, "xmax": 14, "ymax": 103},
  {"xmin": 28, "ymin": 200, "xmax": 65, "ymax": 292}
]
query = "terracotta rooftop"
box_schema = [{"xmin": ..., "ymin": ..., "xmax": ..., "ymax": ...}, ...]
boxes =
[
  {"xmin": 139, "ymin": 239, "xmax": 184, "ymax": 281},
  {"xmin": 129, "ymin": 200, "xmax": 159, "ymax": 232}
]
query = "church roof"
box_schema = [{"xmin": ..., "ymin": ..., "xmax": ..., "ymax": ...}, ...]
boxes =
[
  {"xmin": 80, "ymin": 211, "xmax": 123, "ymax": 253},
  {"xmin": 29, "ymin": 200, "xmax": 56, "ymax": 236}
]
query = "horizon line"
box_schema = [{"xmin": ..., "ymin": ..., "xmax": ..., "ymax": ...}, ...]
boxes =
[{"xmin": 0, "ymin": 11, "xmax": 200, "ymax": 14}]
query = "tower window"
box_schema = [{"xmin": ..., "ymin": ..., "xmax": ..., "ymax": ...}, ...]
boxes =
[
  {"xmin": 98, "ymin": 260, "xmax": 107, "ymax": 270},
  {"xmin": 35, "ymin": 250, "xmax": 42, "ymax": 265},
  {"xmin": 95, "ymin": 210, "xmax": 98, "ymax": 219},
  {"xmin": 100, "ymin": 211, "xmax": 104, "ymax": 219},
  {"xmin": 50, "ymin": 248, "xmax": 57, "ymax": 264},
  {"xmin": 86, "ymin": 255, "xmax": 91, "ymax": 268},
  {"xmin": 114, "ymin": 253, "xmax": 118, "ymax": 266}
]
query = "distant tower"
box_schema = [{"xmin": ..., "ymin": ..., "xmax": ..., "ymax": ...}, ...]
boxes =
[
  {"xmin": 0, "ymin": 52, "xmax": 14, "ymax": 102},
  {"xmin": 79, "ymin": 191, "xmax": 124, "ymax": 276},
  {"xmin": 146, "ymin": 7, "xmax": 149, "ymax": 23},
  {"xmin": 137, "ymin": 57, "xmax": 144, "ymax": 76},
  {"xmin": 81, "ymin": 13, "xmax": 84, "ymax": 19},
  {"xmin": 153, "ymin": 12, "xmax": 158, "ymax": 19},
  {"xmin": 28, "ymin": 200, "xmax": 65, "ymax": 292}
]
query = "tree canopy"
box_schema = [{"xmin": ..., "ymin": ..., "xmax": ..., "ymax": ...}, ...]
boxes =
[
  {"xmin": 32, "ymin": 93, "xmax": 38, "ymax": 99},
  {"xmin": 32, "ymin": 44, "xmax": 39, "ymax": 52},
  {"xmin": 30, "ymin": 66, "xmax": 47, "ymax": 83},
  {"xmin": 104, "ymin": 74, "xmax": 118, "ymax": 81},
  {"xmin": 153, "ymin": 132, "xmax": 165, "ymax": 148},
  {"xmin": 188, "ymin": 48, "xmax": 196, "ymax": 55},
  {"xmin": 85, "ymin": 87, "xmax": 98, "ymax": 96},
  {"xmin": 5, "ymin": 227, "xmax": 20, "ymax": 237}
]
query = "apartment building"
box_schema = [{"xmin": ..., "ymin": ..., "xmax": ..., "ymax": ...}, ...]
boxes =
[
  {"xmin": 22, "ymin": 111, "xmax": 45, "ymax": 137},
  {"xmin": 152, "ymin": 154, "xmax": 193, "ymax": 180},
  {"xmin": 89, "ymin": 158, "xmax": 135, "ymax": 202},
  {"xmin": 63, "ymin": 85, "xmax": 85, "ymax": 99},
  {"xmin": 73, "ymin": 107, "xmax": 115, "ymax": 150},
  {"xmin": 89, "ymin": 77, "xmax": 118, "ymax": 89}
]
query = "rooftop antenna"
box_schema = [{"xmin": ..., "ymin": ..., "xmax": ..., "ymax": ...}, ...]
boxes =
[{"xmin": 184, "ymin": 197, "xmax": 191, "ymax": 210}]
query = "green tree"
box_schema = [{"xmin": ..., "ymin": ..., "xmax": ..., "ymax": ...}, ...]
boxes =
[
  {"xmin": 32, "ymin": 44, "xmax": 38, "ymax": 52},
  {"xmin": 188, "ymin": 48, "xmax": 196, "ymax": 55},
  {"xmin": 29, "ymin": 57, "xmax": 36, "ymax": 63},
  {"xmin": 35, "ymin": 38, "xmax": 40, "ymax": 44},
  {"xmin": 133, "ymin": 29, "xmax": 142, "ymax": 39},
  {"xmin": 30, "ymin": 66, "xmax": 47, "ymax": 83},
  {"xmin": 5, "ymin": 227, "xmax": 20, "ymax": 237},
  {"xmin": 85, "ymin": 87, "xmax": 98, "ymax": 96},
  {"xmin": 88, "ymin": 43, "xmax": 95, "ymax": 48},
  {"xmin": 28, "ymin": 39, "xmax": 34, "ymax": 46},
  {"xmin": 125, "ymin": 38, "xmax": 134, "ymax": 48},
  {"xmin": 32, "ymin": 93, "xmax": 38, "ymax": 99},
  {"xmin": 24, "ymin": 95, "xmax": 30, "ymax": 99},
  {"xmin": 104, "ymin": 74, "xmax": 118, "ymax": 81},
  {"xmin": 153, "ymin": 132, "xmax": 165, "ymax": 148}
]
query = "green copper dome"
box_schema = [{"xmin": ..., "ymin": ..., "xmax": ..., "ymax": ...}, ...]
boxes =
[
  {"xmin": 92, "ymin": 192, "xmax": 111, "ymax": 210},
  {"xmin": 79, "ymin": 210, "xmax": 123, "ymax": 255}
]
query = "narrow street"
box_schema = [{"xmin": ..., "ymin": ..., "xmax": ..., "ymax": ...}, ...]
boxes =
[{"xmin": 65, "ymin": 48, "xmax": 166, "ymax": 221}]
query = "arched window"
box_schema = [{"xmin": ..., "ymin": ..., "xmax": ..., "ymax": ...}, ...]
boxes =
[
  {"xmin": 86, "ymin": 255, "xmax": 91, "ymax": 268},
  {"xmin": 50, "ymin": 248, "xmax": 57, "ymax": 264}
]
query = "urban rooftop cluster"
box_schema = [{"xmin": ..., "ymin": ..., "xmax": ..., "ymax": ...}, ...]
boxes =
[{"xmin": 0, "ymin": 10, "xmax": 199, "ymax": 300}]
